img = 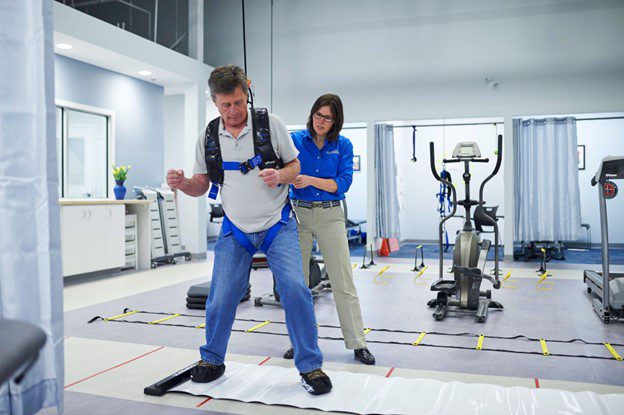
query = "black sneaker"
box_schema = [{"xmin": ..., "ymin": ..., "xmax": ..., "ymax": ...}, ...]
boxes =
[
  {"xmin": 283, "ymin": 347, "xmax": 294, "ymax": 359},
  {"xmin": 300, "ymin": 369, "xmax": 332, "ymax": 395},
  {"xmin": 354, "ymin": 348, "xmax": 376, "ymax": 365},
  {"xmin": 190, "ymin": 360, "xmax": 226, "ymax": 383}
]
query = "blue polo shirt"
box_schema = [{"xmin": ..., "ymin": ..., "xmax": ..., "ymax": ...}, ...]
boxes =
[{"xmin": 289, "ymin": 129, "xmax": 354, "ymax": 201}]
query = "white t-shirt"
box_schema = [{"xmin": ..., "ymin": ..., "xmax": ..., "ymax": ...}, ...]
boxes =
[{"xmin": 193, "ymin": 109, "xmax": 298, "ymax": 233}]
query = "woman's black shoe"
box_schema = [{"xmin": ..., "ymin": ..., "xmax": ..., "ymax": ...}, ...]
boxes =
[
  {"xmin": 354, "ymin": 348, "xmax": 376, "ymax": 365},
  {"xmin": 190, "ymin": 361, "xmax": 226, "ymax": 383},
  {"xmin": 283, "ymin": 347, "xmax": 294, "ymax": 359}
]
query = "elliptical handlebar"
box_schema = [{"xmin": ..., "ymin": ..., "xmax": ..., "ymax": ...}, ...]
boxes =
[
  {"xmin": 430, "ymin": 141, "xmax": 458, "ymax": 280},
  {"xmin": 478, "ymin": 134, "xmax": 503, "ymax": 204},
  {"xmin": 429, "ymin": 142, "xmax": 442, "ymax": 181},
  {"xmin": 476, "ymin": 134, "xmax": 503, "ymax": 286}
]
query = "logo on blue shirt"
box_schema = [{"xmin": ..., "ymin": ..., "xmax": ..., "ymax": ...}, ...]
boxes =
[{"xmin": 326, "ymin": 150, "xmax": 340, "ymax": 155}]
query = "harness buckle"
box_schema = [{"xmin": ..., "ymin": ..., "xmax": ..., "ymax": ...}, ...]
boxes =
[{"xmin": 239, "ymin": 160, "xmax": 253, "ymax": 174}]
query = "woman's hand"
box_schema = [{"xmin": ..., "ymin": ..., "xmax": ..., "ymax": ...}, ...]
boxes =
[{"xmin": 292, "ymin": 174, "xmax": 313, "ymax": 189}]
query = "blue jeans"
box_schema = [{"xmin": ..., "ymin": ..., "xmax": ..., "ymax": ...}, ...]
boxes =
[{"xmin": 200, "ymin": 216, "xmax": 323, "ymax": 373}]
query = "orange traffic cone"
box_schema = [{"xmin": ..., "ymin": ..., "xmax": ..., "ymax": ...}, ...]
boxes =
[{"xmin": 379, "ymin": 238, "xmax": 390, "ymax": 256}]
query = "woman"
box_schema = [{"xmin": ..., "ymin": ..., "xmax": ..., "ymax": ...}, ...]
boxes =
[{"xmin": 285, "ymin": 94, "xmax": 375, "ymax": 365}]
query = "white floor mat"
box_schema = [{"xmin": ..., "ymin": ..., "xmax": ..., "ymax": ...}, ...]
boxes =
[{"xmin": 172, "ymin": 362, "xmax": 624, "ymax": 414}]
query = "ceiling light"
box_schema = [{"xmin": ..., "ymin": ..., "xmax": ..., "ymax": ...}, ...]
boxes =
[
  {"xmin": 138, "ymin": 70, "xmax": 152, "ymax": 76},
  {"xmin": 56, "ymin": 43, "xmax": 73, "ymax": 50}
]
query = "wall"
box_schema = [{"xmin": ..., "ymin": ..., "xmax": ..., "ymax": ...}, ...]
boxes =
[
  {"xmin": 55, "ymin": 55, "xmax": 165, "ymax": 194},
  {"xmin": 344, "ymin": 127, "xmax": 368, "ymax": 221},
  {"xmin": 393, "ymin": 120, "xmax": 504, "ymax": 241},
  {"xmin": 577, "ymin": 118, "xmax": 624, "ymax": 244},
  {"xmin": 205, "ymin": 0, "xmax": 624, "ymax": 255}
]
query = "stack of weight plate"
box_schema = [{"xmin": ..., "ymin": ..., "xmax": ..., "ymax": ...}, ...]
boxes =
[{"xmin": 186, "ymin": 281, "xmax": 251, "ymax": 310}]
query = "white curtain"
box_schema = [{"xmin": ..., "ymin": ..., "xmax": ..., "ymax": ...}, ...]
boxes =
[
  {"xmin": 0, "ymin": 1, "xmax": 64, "ymax": 414},
  {"xmin": 514, "ymin": 117, "xmax": 582, "ymax": 242},
  {"xmin": 374, "ymin": 124, "xmax": 401, "ymax": 239}
]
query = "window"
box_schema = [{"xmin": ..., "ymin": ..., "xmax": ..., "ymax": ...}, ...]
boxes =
[{"xmin": 56, "ymin": 105, "xmax": 110, "ymax": 198}]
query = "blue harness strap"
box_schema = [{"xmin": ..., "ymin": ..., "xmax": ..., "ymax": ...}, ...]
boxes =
[
  {"xmin": 221, "ymin": 203, "xmax": 292, "ymax": 256},
  {"xmin": 209, "ymin": 155, "xmax": 265, "ymax": 200}
]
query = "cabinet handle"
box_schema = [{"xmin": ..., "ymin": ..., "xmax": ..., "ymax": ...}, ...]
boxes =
[
  {"xmin": 82, "ymin": 209, "xmax": 86, "ymax": 219},
  {"xmin": 88, "ymin": 209, "xmax": 92, "ymax": 219}
]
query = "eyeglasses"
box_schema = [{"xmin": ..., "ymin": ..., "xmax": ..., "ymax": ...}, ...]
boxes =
[{"xmin": 313, "ymin": 112, "xmax": 335, "ymax": 123}]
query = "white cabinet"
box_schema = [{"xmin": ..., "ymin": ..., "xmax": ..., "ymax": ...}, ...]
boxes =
[{"xmin": 61, "ymin": 204, "xmax": 125, "ymax": 276}]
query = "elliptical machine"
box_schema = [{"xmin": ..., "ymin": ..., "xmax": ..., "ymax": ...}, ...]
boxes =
[{"xmin": 428, "ymin": 135, "xmax": 503, "ymax": 322}]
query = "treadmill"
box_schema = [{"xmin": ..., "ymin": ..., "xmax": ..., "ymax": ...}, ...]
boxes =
[{"xmin": 583, "ymin": 156, "xmax": 624, "ymax": 323}]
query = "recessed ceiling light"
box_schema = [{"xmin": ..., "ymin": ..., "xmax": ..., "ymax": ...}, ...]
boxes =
[
  {"xmin": 138, "ymin": 70, "xmax": 152, "ymax": 76},
  {"xmin": 56, "ymin": 43, "xmax": 73, "ymax": 50}
]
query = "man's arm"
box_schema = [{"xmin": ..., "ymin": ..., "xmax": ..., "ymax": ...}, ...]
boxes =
[
  {"xmin": 166, "ymin": 169, "xmax": 210, "ymax": 196},
  {"xmin": 258, "ymin": 158, "xmax": 300, "ymax": 188}
]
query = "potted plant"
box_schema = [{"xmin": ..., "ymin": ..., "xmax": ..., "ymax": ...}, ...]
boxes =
[{"xmin": 112, "ymin": 164, "xmax": 131, "ymax": 200}]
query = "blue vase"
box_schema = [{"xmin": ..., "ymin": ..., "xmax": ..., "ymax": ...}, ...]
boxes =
[{"xmin": 114, "ymin": 180, "xmax": 126, "ymax": 200}]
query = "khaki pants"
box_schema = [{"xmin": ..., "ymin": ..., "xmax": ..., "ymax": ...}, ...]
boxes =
[{"xmin": 295, "ymin": 204, "xmax": 367, "ymax": 350}]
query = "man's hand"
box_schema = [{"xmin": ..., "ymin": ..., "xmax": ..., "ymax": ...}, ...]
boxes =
[
  {"xmin": 292, "ymin": 175, "xmax": 313, "ymax": 189},
  {"xmin": 258, "ymin": 168, "xmax": 281, "ymax": 188},
  {"xmin": 166, "ymin": 169, "xmax": 186, "ymax": 190}
]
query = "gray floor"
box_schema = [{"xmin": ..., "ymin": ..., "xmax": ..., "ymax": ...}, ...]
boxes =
[
  {"xmin": 64, "ymin": 265, "xmax": 624, "ymax": 388},
  {"xmin": 63, "ymin": 391, "xmax": 225, "ymax": 415}
]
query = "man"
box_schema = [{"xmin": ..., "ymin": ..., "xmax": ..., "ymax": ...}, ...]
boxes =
[{"xmin": 166, "ymin": 65, "xmax": 332, "ymax": 395}]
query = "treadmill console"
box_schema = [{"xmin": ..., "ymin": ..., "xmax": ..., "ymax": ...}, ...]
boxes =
[{"xmin": 452, "ymin": 142, "xmax": 481, "ymax": 159}]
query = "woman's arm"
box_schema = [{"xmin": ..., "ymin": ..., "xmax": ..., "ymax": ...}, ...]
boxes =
[{"xmin": 292, "ymin": 175, "xmax": 338, "ymax": 193}]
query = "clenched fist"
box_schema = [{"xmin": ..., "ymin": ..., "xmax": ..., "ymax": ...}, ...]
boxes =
[
  {"xmin": 166, "ymin": 169, "xmax": 186, "ymax": 190},
  {"xmin": 258, "ymin": 168, "xmax": 281, "ymax": 188}
]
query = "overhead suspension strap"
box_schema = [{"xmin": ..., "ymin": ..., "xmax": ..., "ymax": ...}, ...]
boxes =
[
  {"xmin": 411, "ymin": 126, "xmax": 417, "ymax": 162},
  {"xmin": 241, "ymin": 0, "xmax": 254, "ymax": 108},
  {"xmin": 436, "ymin": 167, "xmax": 453, "ymax": 252}
]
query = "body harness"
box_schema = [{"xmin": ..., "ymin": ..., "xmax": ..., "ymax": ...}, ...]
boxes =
[{"xmin": 204, "ymin": 107, "xmax": 290, "ymax": 255}]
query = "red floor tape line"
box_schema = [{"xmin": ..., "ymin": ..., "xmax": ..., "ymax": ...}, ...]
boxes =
[
  {"xmin": 196, "ymin": 397, "xmax": 212, "ymax": 407},
  {"xmin": 386, "ymin": 367, "xmax": 395, "ymax": 378},
  {"xmin": 258, "ymin": 357, "xmax": 271, "ymax": 366},
  {"xmin": 64, "ymin": 346, "xmax": 164, "ymax": 389}
]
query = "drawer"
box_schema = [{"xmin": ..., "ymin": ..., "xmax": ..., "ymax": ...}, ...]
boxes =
[
  {"xmin": 125, "ymin": 214, "xmax": 137, "ymax": 228},
  {"xmin": 125, "ymin": 228, "xmax": 136, "ymax": 242},
  {"xmin": 125, "ymin": 244, "xmax": 136, "ymax": 255},
  {"xmin": 123, "ymin": 254, "xmax": 137, "ymax": 270}
]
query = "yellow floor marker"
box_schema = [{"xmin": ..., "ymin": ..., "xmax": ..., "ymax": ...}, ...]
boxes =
[
  {"xmin": 363, "ymin": 328, "xmax": 372, "ymax": 335},
  {"xmin": 501, "ymin": 269, "xmax": 518, "ymax": 289},
  {"xmin": 476, "ymin": 335, "xmax": 485, "ymax": 350},
  {"xmin": 352, "ymin": 263, "xmax": 357, "ymax": 269},
  {"xmin": 195, "ymin": 323, "xmax": 206, "ymax": 329},
  {"xmin": 413, "ymin": 266, "xmax": 430, "ymax": 285},
  {"xmin": 373, "ymin": 265, "xmax": 392, "ymax": 284},
  {"xmin": 149, "ymin": 313, "xmax": 181, "ymax": 325},
  {"xmin": 604, "ymin": 343, "xmax": 623, "ymax": 361},
  {"xmin": 412, "ymin": 331, "xmax": 427, "ymax": 346},
  {"xmin": 539, "ymin": 339, "xmax": 550, "ymax": 356},
  {"xmin": 105, "ymin": 310, "xmax": 138, "ymax": 321},
  {"xmin": 245, "ymin": 320, "xmax": 271, "ymax": 332},
  {"xmin": 536, "ymin": 272, "xmax": 554, "ymax": 291}
]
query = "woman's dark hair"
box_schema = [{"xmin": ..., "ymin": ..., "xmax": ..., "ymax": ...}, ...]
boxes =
[{"xmin": 306, "ymin": 94, "xmax": 344, "ymax": 142}]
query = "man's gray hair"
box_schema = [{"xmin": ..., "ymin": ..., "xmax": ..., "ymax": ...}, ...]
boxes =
[{"xmin": 208, "ymin": 65, "xmax": 248, "ymax": 99}]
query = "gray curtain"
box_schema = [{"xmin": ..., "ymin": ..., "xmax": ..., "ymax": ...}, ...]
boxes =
[
  {"xmin": 375, "ymin": 124, "xmax": 401, "ymax": 239},
  {"xmin": 513, "ymin": 117, "xmax": 582, "ymax": 242},
  {"xmin": 0, "ymin": 1, "xmax": 64, "ymax": 413}
]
